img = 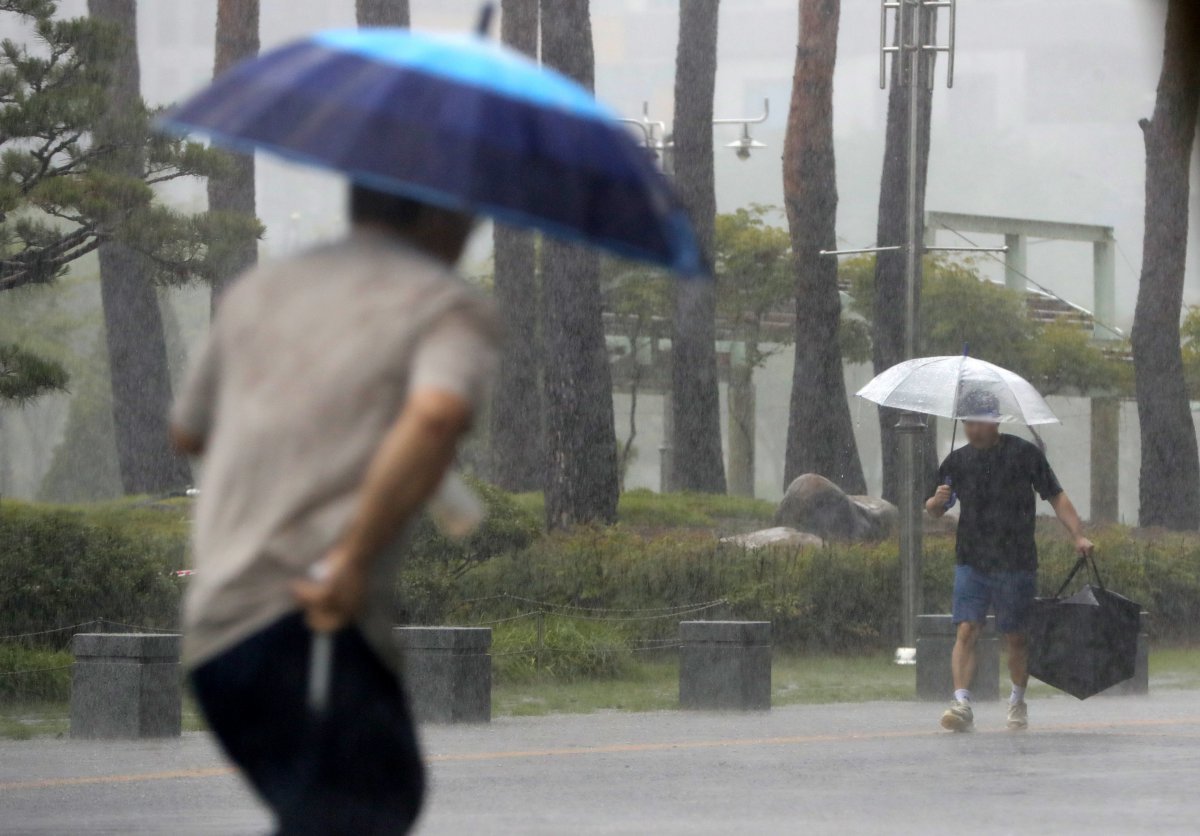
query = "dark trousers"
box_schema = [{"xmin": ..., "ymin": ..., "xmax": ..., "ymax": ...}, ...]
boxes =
[{"xmin": 191, "ymin": 612, "xmax": 425, "ymax": 835}]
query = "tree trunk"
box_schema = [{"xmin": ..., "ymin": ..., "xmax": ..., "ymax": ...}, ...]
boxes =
[
  {"xmin": 89, "ymin": 0, "xmax": 191, "ymax": 494},
  {"xmin": 208, "ymin": 0, "xmax": 259, "ymax": 314},
  {"xmin": 1131, "ymin": 0, "xmax": 1200, "ymax": 530},
  {"xmin": 355, "ymin": 0, "xmax": 409, "ymax": 26},
  {"xmin": 669, "ymin": 0, "xmax": 726, "ymax": 494},
  {"xmin": 781, "ymin": 0, "xmax": 865, "ymax": 495},
  {"xmin": 489, "ymin": 0, "xmax": 543, "ymax": 491},
  {"xmin": 871, "ymin": 3, "xmax": 934, "ymax": 503},
  {"xmin": 539, "ymin": 0, "xmax": 618, "ymax": 528}
]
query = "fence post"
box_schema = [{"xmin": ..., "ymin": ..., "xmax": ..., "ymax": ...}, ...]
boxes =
[
  {"xmin": 678, "ymin": 621, "xmax": 771, "ymax": 711},
  {"xmin": 69, "ymin": 632, "xmax": 182, "ymax": 739},
  {"xmin": 394, "ymin": 626, "xmax": 492, "ymax": 723}
]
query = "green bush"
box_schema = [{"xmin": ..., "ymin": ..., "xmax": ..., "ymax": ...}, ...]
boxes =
[
  {"xmin": 0, "ymin": 500, "xmax": 184, "ymax": 641},
  {"xmin": 395, "ymin": 477, "xmax": 541, "ymax": 624},
  {"xmin": 5, "ymin": 488, "xmax": 1200, "ymax": 661},
  {"xmin": 447, "ymin": 525, "xmax": 1200, "ymax": 653},
  {"xmin": 0, "ymin": 643, "xmax": 73, "ymax": 703},
  {"xmin": 491, "ymin": 617, "xmax": 634, "ymax": 684}
]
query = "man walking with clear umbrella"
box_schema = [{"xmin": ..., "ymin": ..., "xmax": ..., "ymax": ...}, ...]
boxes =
[{"xmin": 925, "ymin": 389, "xmax": 1095, "ymax": 732}]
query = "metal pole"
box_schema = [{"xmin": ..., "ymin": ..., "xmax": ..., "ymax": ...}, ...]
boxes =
[{"xmin": 897, "ymin": 0, "xmax": 926, "ymax": 655}]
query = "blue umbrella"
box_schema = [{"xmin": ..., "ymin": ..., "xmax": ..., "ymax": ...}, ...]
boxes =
[{"xmin": 160, "ymin": 26, "xmax": 704, "ymax": 276}]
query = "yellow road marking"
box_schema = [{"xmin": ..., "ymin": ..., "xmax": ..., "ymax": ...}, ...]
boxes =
[{"xmin": 3, "ymin": 715, "xmax": 1199, "ymax": 792}]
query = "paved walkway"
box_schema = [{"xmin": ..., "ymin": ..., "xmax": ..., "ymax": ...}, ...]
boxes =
[{"xmin": 2, "ymin": 692, "xmax": 1199, "ymax": 835}]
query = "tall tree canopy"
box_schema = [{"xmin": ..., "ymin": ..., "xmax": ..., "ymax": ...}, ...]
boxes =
[
  {"xmin": 1131, "ymin": 0, "xmax": 1200, "ymax": 530},
  {"xmin": 0, "ymin": 0, "xmax": 257, "ymax": 490},
  {"xmin": 669, "ymin": 0, "xmax": 725, "ymax": 494},
  {"xmin": 207, "ymin": 0, "xmax": 259, "ymax": 313},
  {"xmin": 489, "ymin": 0, "xmax": 543, "ymax": 492},
  {"xmin": 539, "ymin": 0, "xmax": 619, "ymax": 528},
  {"xmin": 782, "ymin": 0, "xmax": 865, "ymax": 494},
  {"xmin": 355, "ymin": 0, "xmax": 409, "ymax": 26}
]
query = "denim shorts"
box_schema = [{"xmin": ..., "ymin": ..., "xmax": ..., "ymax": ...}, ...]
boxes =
[{"xmin": 952, "ymin": 564, "xmax": 1038, "ymax": 634}]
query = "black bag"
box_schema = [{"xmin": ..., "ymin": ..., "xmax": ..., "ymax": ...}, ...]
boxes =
[{"xmin": 1026, "ymin": 554, "xmax": 1141, "ymax": 700}]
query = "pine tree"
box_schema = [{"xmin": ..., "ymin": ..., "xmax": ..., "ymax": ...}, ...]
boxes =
[
  {"xmin": 0, "ymin": 1, "xmax": 259, "ymax": 489},
  {"xmin": 539, "ymin": 0, "xmax": 619, "ymax": 528},
  {"xmin": 489, "ymin": 0, "xmax": 543, "ymax": 492},
  {"xmin": 669, "ymin": 0, "xmax": 725, "ymax": 494},
  {"xmin": 207, "ymin": 0, "xmax": 259, "ymax": 313},
  {"xmin": 782, "ymin": 0, "xmax": 865, "ymax": 494},
  {"xmin": 1131, "ymin": 0, "xmax": 1200, "ymax": 530}
]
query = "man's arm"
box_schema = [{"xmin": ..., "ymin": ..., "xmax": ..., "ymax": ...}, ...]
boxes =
[
  {"xmin": 292, "ymin": 387, "xmax": 473, "ymax": 631},
  {"xmin": 925, "ymin": 484, "xmax": 952, "ymax": 517},
  {"xmin": 1048, "ymin": 492, "xmax": 1095, "ymax": 558}
]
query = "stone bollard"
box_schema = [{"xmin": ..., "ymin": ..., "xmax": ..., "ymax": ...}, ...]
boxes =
[
  {"xmin": 1099, "ymin": 611, "xmax": 1151, "ymax": 697},
  {"xmin": 69, "ymin": 633, "xmax": 182, "ymax": 739},
  {"xmin": 678, "ymin": 621, "xmax": 771, "ymax": 711},
  {"xmin": 394, "ymin": 627, "xmax": 491, "ymax": 723},
  {"xmin": 916, "ymin": 615, "xmax": 1000, "ymax": 701}
]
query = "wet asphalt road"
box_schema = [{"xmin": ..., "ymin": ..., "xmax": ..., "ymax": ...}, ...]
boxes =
[{"xmin": 2, "ymin": 691, "xmax": 1198, "ymax": 835}]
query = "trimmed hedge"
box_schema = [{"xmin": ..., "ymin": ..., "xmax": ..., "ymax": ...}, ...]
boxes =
[
  {"xmin": 446, "ymin": 524, "xmax": 1200, "ymax": 651},
  {"xmin": 4, "ymin": 493, "xmax": 1200, "ymax": 657},
  {"xmin": 0, "ymin": 500, "xmax": 185, "ymax": 641}
]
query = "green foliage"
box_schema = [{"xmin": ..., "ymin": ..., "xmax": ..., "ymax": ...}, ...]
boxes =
[
  {"xmin": 395, "ymin": 477, "xmax": 541, "ymax": 623},
  {"xmin": 0, "ymin": 341, "xmax": 67, "ymax": 403},
  {"xmin": 0, "ymin": 1, "xmax": 261, "ymax": 293},
  {"xmin": 492, "ymin": 618, "xmax": 634, "ymax": 684},
  {"xmin": 713, "ymin": 205, "xmax": 793, "ymax": 364},
  {"xmin": 509, "ymin": 489, "xmax": 776, "ymax": 531},
  {"xmin": 0, "ymin": 643, "xmax": 71, "ymax": 703},
  {"xmin": 842, "ymin": 254, "xmax": 1125, "ymax": 392},
  {"xmin": 1179, "ymin": 306, "xmax": 1200, "ymax": 397},
  {"xmin": 0, "ymin": 499, "xmax": 184, "ymax": 639}
]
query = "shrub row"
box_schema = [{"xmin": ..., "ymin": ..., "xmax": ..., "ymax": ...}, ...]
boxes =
[{"xmin": 5, "ymin": 493, "xmax": 1200, "ymax": 658}]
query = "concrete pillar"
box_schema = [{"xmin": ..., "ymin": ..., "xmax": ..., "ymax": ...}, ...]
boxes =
[
  {"xmin": 679, "ymin": 621, "xmax": 771, "ymax": 711},
  {"xmin": 1090, "ymin": 396, "xmax": 1120, "ymax": 524},
  {"xmin": 394, "ymin": 627, "xmax": 491, "ymax": 723},
  {"xmin": 915, "ymin": 615, "xmax": 999, "ymax": 701},
  {"xmin": 1093, "ymin": 238, "xmax": 1117, "ymax": 340},
  {"xmin": 1004, "ymin": 233, "xmax": 1027, "ymax": 295},
  {"xmin": 69, "ymin": 633, "xmax": 181, "ymax": 739},
  {"xmin": 726, "ymin": 343, "xmax": 756, "ymax": 498},
  {"xmin": 1099, "ymin": 612, "xmax": 1151, "ymax": 697}
]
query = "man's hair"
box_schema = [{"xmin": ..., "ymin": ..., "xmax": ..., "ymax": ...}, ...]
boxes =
[
  {"xmin": 349, "ymin": 184, "xmax": 428, "ymax": 231},
  {"xmin": 957, "ymin": 387, "xmax": 1001, "ymax": 420}
]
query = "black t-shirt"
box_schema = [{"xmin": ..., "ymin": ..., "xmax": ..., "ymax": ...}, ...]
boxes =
[{"xmin": 937, "ymin": 434, "xmax": 1063, "ymax": 572}]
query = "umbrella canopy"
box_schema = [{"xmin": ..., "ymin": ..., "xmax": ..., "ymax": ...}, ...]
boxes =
[
  {"xmin": 159, "ymin": 27, "xmax": 704, "ymax": 275},
  {"xmin": 856, "ymin": 355, "xmax": 1059, "ymax": 426}
]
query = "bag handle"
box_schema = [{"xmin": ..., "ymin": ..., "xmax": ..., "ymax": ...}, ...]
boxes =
[{"xmin": 1053, "ymin": 552, "xmax": 1105, "ymax": 599}]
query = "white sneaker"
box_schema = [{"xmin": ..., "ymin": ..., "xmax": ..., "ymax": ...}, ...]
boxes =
[
  {"xmin": 1007, "ymin": 701, "xmax": 1028, "ymax": 731},
  {"xmin": 940, "ymin": 700, "xmax": 974, "ymax": 732}
]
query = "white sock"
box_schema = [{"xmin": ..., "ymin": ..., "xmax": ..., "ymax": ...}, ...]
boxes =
[
  {"xmin": 954, "ymin": 689, "xmax": 971, "ymax": 703},
  {"xmin": 1010, "ymin": 685, "xmax": 1026, "ymax": 705}
]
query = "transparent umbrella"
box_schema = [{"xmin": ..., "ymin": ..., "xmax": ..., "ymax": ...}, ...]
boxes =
[{"xmin": 855, "ymin": 355, "xmax": 1059, "ymax": 426}]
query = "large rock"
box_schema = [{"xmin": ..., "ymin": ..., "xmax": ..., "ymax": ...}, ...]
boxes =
[
  {"xmin": 774, "ymin": 473, "xmax": 898, "ymax": 542},
  {"xmin": 720, "ymin": 527, "xmax": 824, "ymax": 551}
]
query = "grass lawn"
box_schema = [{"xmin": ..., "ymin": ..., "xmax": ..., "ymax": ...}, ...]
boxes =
[{"xmin": 3, "ymin": 648, "xmax": 1197, "ymax": 738}]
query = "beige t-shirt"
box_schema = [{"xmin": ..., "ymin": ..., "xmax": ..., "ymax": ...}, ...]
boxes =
[{"xmin": 172, "ymin": 228, "xmax": 498, "ymax": 671}]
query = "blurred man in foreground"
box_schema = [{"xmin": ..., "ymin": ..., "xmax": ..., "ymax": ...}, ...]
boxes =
[
  {"xmin": 171, "ymin": 185, "xmax": 496, "ymax": 834},
  {"xmin": 925, "ymin": 389, "xmax": 1094, "ymax": 733}
]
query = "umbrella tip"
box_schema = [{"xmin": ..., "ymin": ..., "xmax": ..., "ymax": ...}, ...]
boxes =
[{"xmin": 475, "ymin": 2, "xmax": 495, "ymax": 36}]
